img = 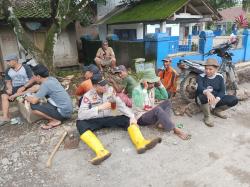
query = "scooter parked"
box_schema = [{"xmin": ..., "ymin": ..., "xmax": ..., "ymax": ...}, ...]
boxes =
[{"xmin": 178, "ymin": 39, "xmax": 239, "ymax": 103}]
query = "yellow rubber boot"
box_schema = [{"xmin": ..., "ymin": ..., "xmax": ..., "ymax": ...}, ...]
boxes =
[
  {"xmin": 127, "ymin": 124, "xmax": 162, "ymax": 154},
  {"xmin": 80, "ymin": 130, "xmax": 111, "ymax": 165}
]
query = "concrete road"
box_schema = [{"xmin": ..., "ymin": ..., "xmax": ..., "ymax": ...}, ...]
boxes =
[{"xmin": 1, "ymin": 87, "xmax": 250, "ymax": 187}]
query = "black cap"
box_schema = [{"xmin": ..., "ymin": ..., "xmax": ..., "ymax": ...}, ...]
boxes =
[
  {"xmin": 83, "ymin": 64, "xmax": 100, "ymax": 74},
  {"xmin": 91, "ymin": 74, "xmax": 108, "ymax": 86},
  {"xmin": 113, "ymin": 65, "xmax": 126, "ymax": 73},
  {"xmin": 32, "ymin": 64, "xmax": 49, "ymax": 78}
]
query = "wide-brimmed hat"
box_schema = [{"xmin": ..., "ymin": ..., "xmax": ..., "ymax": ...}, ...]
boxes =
[
  {"xmin": 141, "ymin": 68, "xmax": 160, "ymax": 83},
  {"xmin": 204, "ymin": 58, "xmax": 219, "ymax": 67},
  {"xmin": 113, "ymin": 65, "xmax": 127, "ymax": 73},
  {"xmin": 4, "ymin": 54, "xmax": 18, "ymax": 61}
]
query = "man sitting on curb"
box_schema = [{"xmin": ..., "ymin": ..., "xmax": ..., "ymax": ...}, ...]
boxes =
[
  {"xmin": 132, "ymin": 69, "xmax": 191, "ymax": 140},
  {"xmin": 76, "ymin": 75, "xmax": 161, "ymax": 165},
  {"xmin": 196, "ymin": 58, "xmax": 238, "ymax": 127},
  {"xmin": 25, "ymin": 64, "xmax": 73, "ymax": 129},
  {"xmin": 110, "ymin": 65, "xmax": 138, "ymax": 107},
  {"xmin": 0, "ymin": 54, "xmax": 34, "ymax": 126}
]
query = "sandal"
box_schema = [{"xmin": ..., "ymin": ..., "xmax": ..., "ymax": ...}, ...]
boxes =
[
  {"xmin": 0, "ymin": 120, "xmax": 10, "ymax": 127},
  {"xmin": 41, "ymin": 121, "xmax": 61, "ymax": 130}
]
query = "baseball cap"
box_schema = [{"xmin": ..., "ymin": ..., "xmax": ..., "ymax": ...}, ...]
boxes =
[
  {"xmin": 4, "ymin": 54, "xmax": 18, "ymax": 61},
  {"xmin": 83, "ymin": 64, "xmax": 100, "ymax": 74},
  {"xmin": 162, "ymin": 57, "xmax": 172, "ymax": 62},
  {"xmin": 113, "ymin": 65, "xmax": 127, "ymax": 73},
  {"xmin": 91, "ymin": 74, "xmax": 108, "ymax": 86}
]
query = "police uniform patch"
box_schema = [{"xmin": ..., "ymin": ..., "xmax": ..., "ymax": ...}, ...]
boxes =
[{"xmin": 83, "ymin": 97, "xmax": 89, "ymax": 103}]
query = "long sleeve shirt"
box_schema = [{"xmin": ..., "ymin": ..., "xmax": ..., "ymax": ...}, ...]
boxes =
[
  {"xmin": 158, "ymin": 67, "xmax": 178, "ymax": 94},
  {"xmin": 196, "ymin": 73, "xmax": 225, "ymax": 99},
  {"xmin": 78, "ymin": 87, "xmax": 134, "ymax": 120}
]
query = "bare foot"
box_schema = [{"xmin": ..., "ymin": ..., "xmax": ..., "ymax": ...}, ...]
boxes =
[
  {"xmin": 173, "ymin": 128, "xmax": 191, "ymax": 140},
  {"xmin": 41, "ymin": 120, "xmax": 61, "ymax": 130}
]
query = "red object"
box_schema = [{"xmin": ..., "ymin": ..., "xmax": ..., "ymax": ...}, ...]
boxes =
[
  {"xmin": 144, "ymin": 105, "xmax": 152, "ymax": 111},
  {"xmin": 111, "ymin": 101, "xmax": 116, "ymax": 110},
  {"xmin": 75, "ymin": 79, "xmax": 93, "ymax": 96}
]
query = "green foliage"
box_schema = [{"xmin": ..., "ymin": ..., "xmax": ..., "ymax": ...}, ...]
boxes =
[
  {"xmin": 208, "ymin": 0, "xmax": 237, "ymax": 9},
  {"xmin": 226, "ymin": 22, "xmax": 233, "ymax": 35},
  {"xmin": 242, "ymin": 0, "xmax": 250, "ymax": 11},
  {"xmin": 1, "ymin": 0, "xmax": 106, "ymax": 74}
]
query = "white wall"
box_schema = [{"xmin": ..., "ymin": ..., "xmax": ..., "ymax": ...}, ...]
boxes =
[
  {"xmin": 0, "ymin": 28, "xmax": 19, "ymax": 70},
  {"xmin": 166, "ymin": 24, "xmax": 180, "ymax": 36},
  {"xmin": 146, "ymin": 23, "xmax": 180, "ymax": 36},
  {"xmin": 146, "ymin": 24, "xmax": 160, "ymax": 33},
  {"xmin": 108, "ymin": 23, "xmax": 144, "ymax": 39},
  {"xmin": 53, "ymin": 28, "xmax": 79, "ymax": 67}
]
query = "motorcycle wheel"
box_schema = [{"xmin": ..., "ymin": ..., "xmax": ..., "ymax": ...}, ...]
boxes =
[
  {"xmin": 222, "ymin": 72, "xmax": 237, "ymax": 96},
  {"xmin": 180, "ymin": 73, "xmax": 198, "ymax": 103}
]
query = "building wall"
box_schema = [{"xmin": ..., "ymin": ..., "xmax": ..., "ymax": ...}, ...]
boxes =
[
  {"xmin": 53, "ymin": 27, "xmax": 79, "ymax": 67},
  {"xmin": 97, "ymin": 0, "xmax": 122, "ymax": 20},
  {"xmin": 0, "ymin": 26, "xmax": 79, "ymax": 69},
  {"xmin": 108, "ymin": 23, "xmax": 144, "ymax": 39},
  {"xmin": 0, "ymin": 27, "xmax": 19, "ymax": 71},
  {"xmin": 146, "ymin": 23, "xmax": 180, "ymax": 36}
]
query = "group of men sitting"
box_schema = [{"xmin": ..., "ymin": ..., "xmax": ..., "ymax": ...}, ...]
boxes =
[
  {"xmin": 0, "ymin": 40, "xmax": 238, "ymax": 165},
  {"xmin": 0, "ymin": 54, "xmax": 73, "ymax": 129}
]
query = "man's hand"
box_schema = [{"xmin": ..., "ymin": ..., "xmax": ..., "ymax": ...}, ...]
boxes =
[
  {"xmin": 6, "ymin": 89, "xmax": 12, "ymax": 95},
  {"xmin": 17, "ymin": 86, "xmax": 26, "ymax": 94},
  {"xmin": 98, "ymin": 102, "xmax": 111, "ymax": 111},
  {"xmin": 143, "ymin": 81, "xmax": 148, "ymax": 90},
  {"xmin": 9, "ymin": 94, "xmax": 17, "ymax": 101},
  {"xmin": 211, "ymin": 97, "xmax": 220, "ymax": 107},
  {"xmin": 206, "ymin": 92, "xmax": 216, "ymax": 104}
]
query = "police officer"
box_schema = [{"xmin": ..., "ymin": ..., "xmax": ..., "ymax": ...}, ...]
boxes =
[{"xmin": 76, "ymin": 75, "xmax": 161, "ymax": 165}]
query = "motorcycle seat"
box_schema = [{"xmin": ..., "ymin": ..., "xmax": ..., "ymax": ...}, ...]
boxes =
[{"xmin": 188, "ymin": 60, "xmax": 205, "ymax": 65}]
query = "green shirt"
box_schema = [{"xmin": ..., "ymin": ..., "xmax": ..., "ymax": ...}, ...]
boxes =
[
  {"xmin": 155, "ymin": 87, "xmax": 168, "ymax": 100},
  {"xmin": 122, "ymin": 75, "xmax": 138, "ymax": 98}
]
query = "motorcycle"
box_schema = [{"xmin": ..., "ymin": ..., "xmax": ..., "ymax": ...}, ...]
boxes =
[{"xmin": 178, "ymin": 39, "xmax": 239, "ymax": 103}]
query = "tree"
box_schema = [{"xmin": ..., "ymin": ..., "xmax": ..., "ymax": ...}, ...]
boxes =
[
  {"xmin": 1, "ymin": 0, "xmax": 105, "ymax": 73},
  {"xmin": 208, "ymin": 0, "xmax": 238, "ymax": 9},
  {"xmin": 242, "ymin": 0, "xmax": 250, "ymax": 11}
]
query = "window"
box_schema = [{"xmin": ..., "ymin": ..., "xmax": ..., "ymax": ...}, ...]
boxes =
[
  {"xmin": 114, "ymin": 29, "xmax": 137, "ymax": 41},
  {"xmin": 166, "ymin": 27, "xmax": 172, "ymax": 36}
]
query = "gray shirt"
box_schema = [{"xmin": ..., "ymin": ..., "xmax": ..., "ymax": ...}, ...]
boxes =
[{"xmin": 35, "ymin": 77, "xmax": 73, "ymax": 118}]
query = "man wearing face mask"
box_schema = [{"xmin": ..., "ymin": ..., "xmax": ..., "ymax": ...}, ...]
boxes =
[
  {"xmin": 132, "ymin": 69, "xmax": 191, "ymax": 140},
  {"xmin": 158, "ymin": 57, "xmax": 178, "ymax": 97}
]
